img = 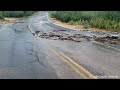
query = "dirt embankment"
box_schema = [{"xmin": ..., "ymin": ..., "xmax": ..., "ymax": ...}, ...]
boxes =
[
  {"xmin": 0, "ymin": 17, "xmax": 25, "ymax": 25},
  {"xmin": 49, "ymin": 18, "xmax": 109, "ymax": 33}
]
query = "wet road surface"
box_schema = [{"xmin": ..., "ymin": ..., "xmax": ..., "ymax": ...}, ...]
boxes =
[{"xmin": 0, "ymin": 12, "xmax": 120, "ymax": 79}]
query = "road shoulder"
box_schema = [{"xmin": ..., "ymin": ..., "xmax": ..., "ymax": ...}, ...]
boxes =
[{"xmin": 48, "ymin": 17, "xmax": 113, "ymax": 33}]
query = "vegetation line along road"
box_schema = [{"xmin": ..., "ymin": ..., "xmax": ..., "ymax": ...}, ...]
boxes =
[
  {"xmin": 0, "ymin": 11, "xmax": 36, "ymax": 24},
  {"xmin": 49, "ymin": 11, "xmax": 120, "ymax": 32},
  {"xmin": 0, "ymin": 11, "xmax": 36, "ymax": 19}
]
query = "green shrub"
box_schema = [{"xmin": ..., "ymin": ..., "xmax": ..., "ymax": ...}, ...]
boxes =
[
  {"xmin": 10, "ymin": 11, "xmax": 24, "ymax": 17},
  {"xmin": 2, "ymin": 11, "xmax": 36, "ymax": 18},
  {"xmin": 50, "ymin": 11, "xmax": 120, "ymax": 32},
  {"xmin": 0, "ymin": 11, "xmax": 4, "ymax": 19},
  {"xmin": 24, "ymin": 11, "xmax": 35, "ymax": 16},
  {"xmin": 3, "ymin": 11, "xmax": 11, "ymax": 17},
  {"xmin": 0, "ymin": 11, "xmax": 36, "ymax": 20},
  {"xmin": 83, "ymin": 23, "xmax": 90, "ymax": 29}
]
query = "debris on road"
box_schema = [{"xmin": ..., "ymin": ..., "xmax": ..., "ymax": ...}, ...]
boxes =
[
  {"xmin": 93, "ymin": 35, "xmax": 120, "ymax": 44},
  {"xmin": 34, "ymin": 30, "xmax": 87, "ymax": 42},
  {"xmin": 34, "ymin": 29, "xmax": 120, "ymax": 45}
]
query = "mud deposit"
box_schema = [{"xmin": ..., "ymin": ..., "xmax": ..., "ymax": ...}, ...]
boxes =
[
  {"xmin": 93, "ymin": 35, "xmax": 120, "ymax": 45},
  {"xmin": 34, "ymin": 30, "xmax": 92, "ymax": 42},
  {"xmin": 34, "ymin": 29, "xmax": 120, "ymax": 45}
]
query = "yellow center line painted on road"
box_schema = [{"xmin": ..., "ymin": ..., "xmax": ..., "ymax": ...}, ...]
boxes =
[
  {"xmin": 36, "ymin": 37, "xmax": 88, "ymax": 79},
  {"xmin": 58, "ymin": 53, "xmax": 89, "ymax": 79},
  {"xmin": 28, "ymin": 23, "xmax": 97, "ymax": 79},
  {"xmin": 59, "ymin": 52, "xmax": 97, "ymax": 79}
]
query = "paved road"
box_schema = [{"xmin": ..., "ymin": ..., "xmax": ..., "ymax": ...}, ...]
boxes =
[{"xmin": 0, "ymin": 12, "xmax": 120, "ymax": 79}]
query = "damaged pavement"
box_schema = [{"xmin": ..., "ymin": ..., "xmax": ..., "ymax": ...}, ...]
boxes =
[{"xmin": 34, "ymin": 29, "xmax": 120, "ymax": 47}]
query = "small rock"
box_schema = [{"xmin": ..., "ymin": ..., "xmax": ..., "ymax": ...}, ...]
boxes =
[
  {"xmin": 35, "ymin": 31, "xmax": 40, "ymax": 35},
  {"xmin": 59, "ymin": 36, "xmax": 68, "ymax": 40}
]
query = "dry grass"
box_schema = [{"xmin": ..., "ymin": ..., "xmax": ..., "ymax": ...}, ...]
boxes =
[
  {"xmin": 50, "ymin": 18, "xmax": 109, "ymax": 32},
  {"xmin": 0, "ymin": 18, "xmax": 21, "ymax": 25},
  {"xmin": 4, "ymin": 18, "xmax": 18, "ymax": 22}
]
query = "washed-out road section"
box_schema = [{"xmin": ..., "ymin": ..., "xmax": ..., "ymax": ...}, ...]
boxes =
[{"xmin": 0, "ymin": 12, "xmax": 120, "ymax": 79}]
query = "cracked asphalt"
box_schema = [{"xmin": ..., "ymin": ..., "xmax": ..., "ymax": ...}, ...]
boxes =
[
  {"xmin": 0, "ymin": 20, "xmax": 58, "ymax": 79},
  {"xmin": 0, "ymin": 11, "xmax": 120, "ymax": 79}
]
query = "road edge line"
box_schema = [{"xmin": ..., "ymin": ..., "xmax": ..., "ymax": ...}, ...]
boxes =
[
  {"xmin": 93, "ymin": 41, "xmax": 120, "ymax": 52},
  {"xmin": 47, "ymin": 14, "xmax": 81, "ymax": 31}
]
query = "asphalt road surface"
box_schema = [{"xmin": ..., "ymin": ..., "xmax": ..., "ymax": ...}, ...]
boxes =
[{"xmin": 0, "ymin": 11, "xmax": 120, "ymax": 79}]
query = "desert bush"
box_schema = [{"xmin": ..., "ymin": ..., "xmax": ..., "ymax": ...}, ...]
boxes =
[
  {"xmin": 2, "ymin": 11, "xmax": 36, "ymax": 18},
  {"xmin": 50, "ymin": 11, "xmax": 120, "ymax": 32},
  {"xmin": 0, "ymin": 11, "xmax": 4, "ymax": 19}
]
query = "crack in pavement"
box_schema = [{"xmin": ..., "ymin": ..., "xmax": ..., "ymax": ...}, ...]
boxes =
[
  {"xmin": 26, "ymin": 48, "xmax": 45, "ymax": 67},
  {"xmin": 34, "ymin": 51, "xmax": 45, "ymax": 66},
  {"xmin": 0, "ymin": 46, "xmax": 44, "ymax": 69}
]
